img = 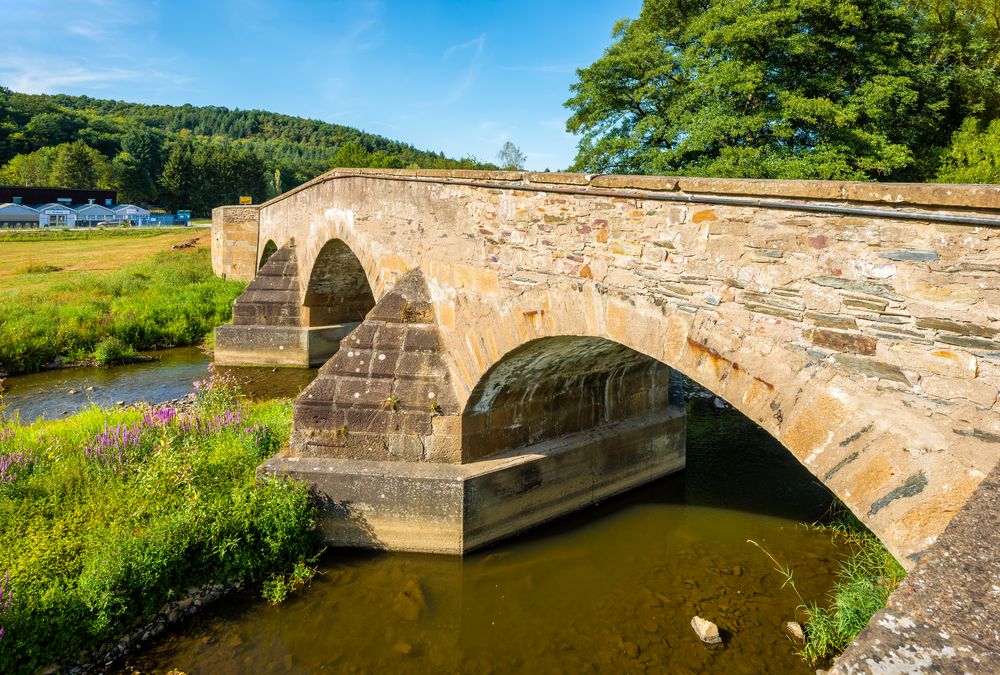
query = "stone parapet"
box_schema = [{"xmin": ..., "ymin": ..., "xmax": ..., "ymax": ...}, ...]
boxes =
[
  {"xmin": 833, "ymin": 460, "xmax": 1000, "ymax": 672},
  {"xmin": 262, "ymin": 168, "xmax": 1000, "ymax": 214}
]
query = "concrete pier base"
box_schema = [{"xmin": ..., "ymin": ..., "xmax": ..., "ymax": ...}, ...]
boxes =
[
  {"xmin": 214, "ymin": 323, "xmax": 358, "ymax": 367},
  {"xmin": 260, "ymin": 406, "xmax": 686, "ymax": 554}
]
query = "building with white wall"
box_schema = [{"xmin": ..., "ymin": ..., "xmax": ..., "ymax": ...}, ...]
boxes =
[
  {"xmin": 74, "ymin": 203, "xmax": 116, "ymax": 226},
  {"xmin": 35, "ymin": 203, "xmax": 78, "ymax": 227}
]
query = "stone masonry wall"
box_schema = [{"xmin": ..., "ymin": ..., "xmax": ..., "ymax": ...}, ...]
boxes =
[
  {"xmin": 242, "ymin": 168, "xmax": 1000, "ymax": 565},
  {"xmin": 211, "ymin": 205, "xmax": 260, "ymax": 281}
]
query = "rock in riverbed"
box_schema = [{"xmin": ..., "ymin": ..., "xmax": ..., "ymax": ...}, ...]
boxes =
[
  {"xmin": 785, "ymin": 621, "xmax": 805, "ymax": 641},
  {"xmin": 691, "ymin": 615, "xmax": 722, "ymax": 644}
]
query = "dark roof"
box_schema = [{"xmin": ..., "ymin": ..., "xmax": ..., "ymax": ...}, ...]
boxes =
[{"xmin": 0, "ymin": 186, "xmax": 117, "ymax": 205}]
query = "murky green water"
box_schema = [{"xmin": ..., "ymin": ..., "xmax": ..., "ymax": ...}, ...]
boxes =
[
  {"xmin": 1, "ymin": 347, "xmax": 315, "ymax": 421},
  {"xmin": 122, "ymin": 397, "xmax": 842, "ymax": 674}
]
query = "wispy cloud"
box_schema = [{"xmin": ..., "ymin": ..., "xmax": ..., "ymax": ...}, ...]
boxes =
[
  {"xmin": 443, "ymin": 33, "xmax": 486, "ymax": 104},
  {"xmin": 0, "ymin": 54, "xmax": 187, "ymax": 95}
]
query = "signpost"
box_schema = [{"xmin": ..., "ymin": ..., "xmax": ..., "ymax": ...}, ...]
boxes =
[{"xmin": 239, "ymin": 196, "xmax": 252, "ymax": 205}]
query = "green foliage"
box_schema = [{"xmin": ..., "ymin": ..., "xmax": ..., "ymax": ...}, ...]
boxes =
[
  {"xmin": 0, "ymin": 86, "xmax": 496, "ymax": 215},
  {"xmin": 50, "ymin": 140, "xmax": 109, "ymax": 189},
  {"xmin": 93, "ymin": 337, "xmax": 140, "ymax": 367},
  {"xmin": 800, "ymin": 507, "xmax": 907, "ymax": 665},
  {"xmin": 935, "ymin": 117, "xmax": 1000, "ymax": 183},
  {"xmin": 0, "ymin": 248, "xmax": 245, "ymax": 374},
  {"xmin": 0, "ymin": 396, "xmax": 318, "ymax": 673},
  {"xmin": 567, "ymin": 0, "xmax": 1000, "ymax": 181}
]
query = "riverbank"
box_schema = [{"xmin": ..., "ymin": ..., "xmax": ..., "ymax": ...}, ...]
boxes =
[
  {"xmin": 0, "ymin": 372, "xmax": 320, "ymax": 674},
  {"xmin": 0, "ymin": 230, "xmax": 245, "ymax": 375}
]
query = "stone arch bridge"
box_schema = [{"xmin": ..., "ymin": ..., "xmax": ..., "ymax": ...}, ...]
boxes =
[
  {"xmin": 212, "ymin": 169, "xmax": 1000, "ymax": 672},
  {"xmin": 212, "ymin": 169, "xmax": 1000, "ymax": 666}
]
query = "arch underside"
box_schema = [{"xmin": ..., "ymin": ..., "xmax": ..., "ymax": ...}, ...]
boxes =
[{"xmin": 302, "ymin": 239, "xmax": 376, "ymax": 326}]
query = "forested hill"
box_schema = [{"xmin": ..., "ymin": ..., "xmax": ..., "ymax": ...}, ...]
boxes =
[{"xmin": 0, "ymin": 88, "xmax": 494, "ymax": 214}]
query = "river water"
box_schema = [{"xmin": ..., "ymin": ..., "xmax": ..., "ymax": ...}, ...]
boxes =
[
  {"xmin": 124, "ymin": 401, "xmax": 840, "ymax": 674},
  {"xmin": 0, "ymin": 347, "xmax": 314, "ymax": 422},
  {"xmin": 3, "ymin": 355, "xmax": 843, "ymax": 673}
]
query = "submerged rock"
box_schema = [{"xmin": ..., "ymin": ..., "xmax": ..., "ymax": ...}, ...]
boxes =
[
  {"xmin": 785, "ymin": 621, "xmax": 805, "ymax": 641},
  {"xmin": 392, "ymin": 579, "xmax": 427, "ymax": 621},
  {"xmin": 691, "ymin": 615, "xmax": 722, "ymax": 644}
]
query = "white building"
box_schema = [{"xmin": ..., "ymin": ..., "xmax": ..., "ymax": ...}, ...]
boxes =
[
  {"xmin": 73, "ymin": 203, "xmax": 116, "ymax": 227},
  {"xmin": 0, "ymin": 203, "xmax": 40, "ymax": 228},
  {"xmin": 35, "ymin": 203, "xmax": 78, "ymax": 228},
  {"xmin": 112, "ymin": 204, "xmax": 151, "ymax": 226}
]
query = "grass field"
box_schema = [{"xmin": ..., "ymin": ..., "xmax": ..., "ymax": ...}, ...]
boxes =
[
  {"xmin": 0, "ymin": 228, "xmax": 210, "ymax": 291},
  {"xmin": 0, "ymin": 228, "xmax": 244, "ymax": 374}
]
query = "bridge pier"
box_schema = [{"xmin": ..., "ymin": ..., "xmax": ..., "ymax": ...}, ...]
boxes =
[
  {"xmin": 214, "ymin": 242, "xmax": 367, "ymax": 367},
  {"xmin": 261, "ymin": 270, "xmax": 686, "ymax": 554}
]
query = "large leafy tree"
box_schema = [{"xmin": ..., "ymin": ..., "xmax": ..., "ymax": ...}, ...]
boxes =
[
  {"xmin": 565, "ymin": 0, "xmax": 956, "ymax": 180},
  {"xmin": 49, "ymin": 140, "xmax": 109, "ymax": 189}
]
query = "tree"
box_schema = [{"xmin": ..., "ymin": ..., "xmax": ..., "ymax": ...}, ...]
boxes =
[
  {"xmin": 121, "ymin": 126, "xmax": 165, "ymax": 177},
  {"xmin": 110, "ymin": 151, "xmax": 156, "ymax": 204},
  {"xmin": 25, "ymin": 111, "xmax": 83, "ymax": 150},
  {"xmin": 565, "ymin": 0, "xmax": 957, "ymax": 180},
  {"xmin": 935, "ymin": 117, "xmax": 1000, "ymax": 183},
  {"xmin": 50, "ymin": 140, "xmax": 108, "ymax": 188},
  {"xmin": 159, "ymin": 141, "xmax": 197, "ymax": 211},
  {"xmin": 0, "ymin": 146, "xmax": 59, "ymax": 186},
  {"xmin": 496, "ymin": 141, "xmax": 526, "ymax": 170}
]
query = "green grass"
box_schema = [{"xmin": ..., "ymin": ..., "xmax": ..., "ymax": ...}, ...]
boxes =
[
  {"xmin": 0, "ymin": 248, "xmax": 245, "ymax": 374},
  {"xmin": 0, "ymin": 378, "xmax": 319, "ymax": 673},
  {"xmin": 0, "ymin": 228, "xmax": 181, "ymax": 243},
  {"xmin": 800, "ymin": 507, "xmax": 906, "ymax": 665}
]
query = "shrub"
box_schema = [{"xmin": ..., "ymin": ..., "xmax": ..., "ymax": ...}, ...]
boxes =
[{"xmin": 93, "ymin": 337, "xmax": 140, "ymax": 367}]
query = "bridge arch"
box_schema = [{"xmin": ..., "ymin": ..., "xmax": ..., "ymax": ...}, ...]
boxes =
[
  {"xmin": 441, "ymin": 281, "xmax": 957, "ymax": 565},
  {"xmin": 258, "ymin": 239, "xmax": 278, "ymax": 269},
  {"xmin": 462, "ymin": 335, "xmax": 675, "ymax": 463},
  {"xmin": 301, "ymin": 238, "xmax": 377, "ymax": 327}
]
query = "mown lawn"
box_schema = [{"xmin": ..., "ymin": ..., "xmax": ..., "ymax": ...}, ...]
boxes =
[
  {"xmin": 0, "ymin": 375, "xmax": 318, "ymax": 674},
  {"xmin": 0, "ymin": 231, "xmax": 244, "ymax": 374}
]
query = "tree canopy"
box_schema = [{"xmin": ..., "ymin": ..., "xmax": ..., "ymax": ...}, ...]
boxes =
[
  {"xmin": 566, "ymin": 0, "xmax": 1000, "ymax": 182},
  {"xmin": 0, "ymin": 88, "xmax": 496, "ymax": 214}
]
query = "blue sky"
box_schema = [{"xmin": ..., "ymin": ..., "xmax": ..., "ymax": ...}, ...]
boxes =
[{"xmin": 0, "ymin": 0, "xmax": 641, "ymax": 170}]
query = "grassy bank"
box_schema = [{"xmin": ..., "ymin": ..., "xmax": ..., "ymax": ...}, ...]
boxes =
[
  {"xmin": 0, "ymin": 374, "xmax": 318, "ymax": 673},
  {"xmin": 0, "ymin": 242, "xmax": 244, "ymax": 374},
  {"xmin": 800, "ymin": 509, "xmax": 906, "ymax": 665}
]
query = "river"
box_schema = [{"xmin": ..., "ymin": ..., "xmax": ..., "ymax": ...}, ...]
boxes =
[{"xmin": 3, "ymin": 355, "xmax": 843, "ymax": 673}]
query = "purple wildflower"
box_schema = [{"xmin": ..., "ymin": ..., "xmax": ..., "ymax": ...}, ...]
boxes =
[
  {"xmin": 142, "ymin": 406, "xmax": 178, "ymax": 427},
  {"xmin": 0, "ymin": 450, "xmax": 35, "ymax": 484},
  {"xmin": 84, "ymin": 422, "xmax": 143, "ymax": 467}
]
